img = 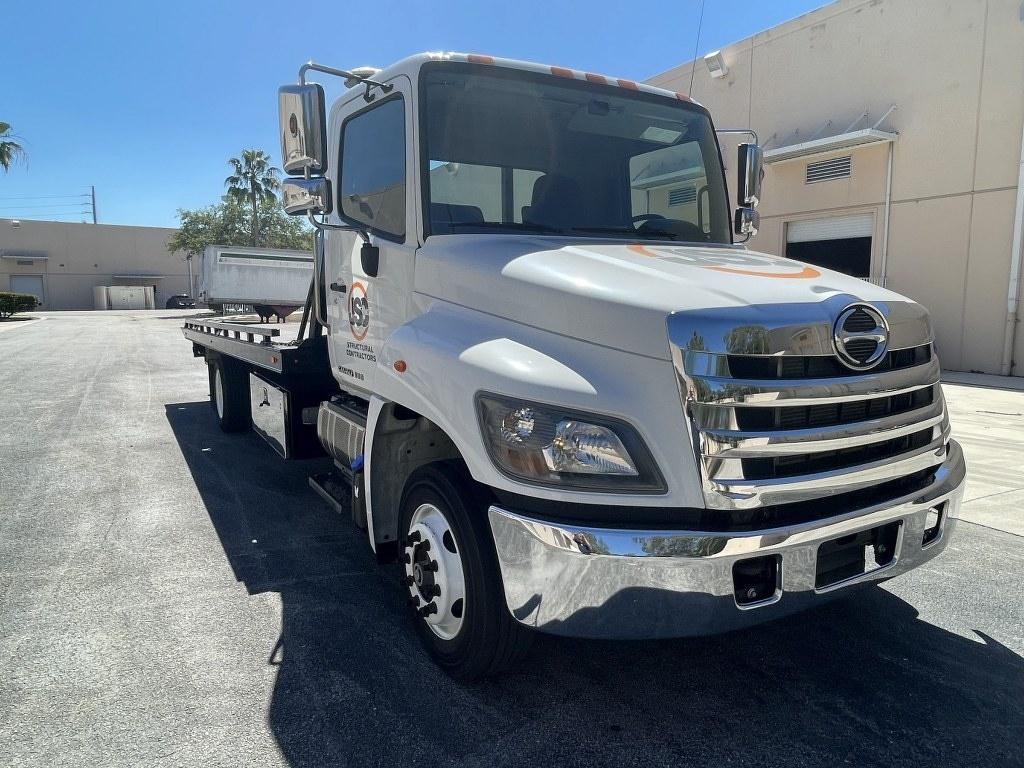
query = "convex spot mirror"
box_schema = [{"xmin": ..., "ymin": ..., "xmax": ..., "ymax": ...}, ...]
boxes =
[
  {"xmin": 279, "ymin": 83, "xmax": 328, "ymax": 175},
  {"xmin": 282, "ymin": 177, "xmax": 332, "ymax": 216},
  {"xmin": 736, "ymin": 142, "xmax": 763, "ymax": 208},
  {"xmin": 734, "ymin": 207, "xmax": 760, "ymax": 238}
]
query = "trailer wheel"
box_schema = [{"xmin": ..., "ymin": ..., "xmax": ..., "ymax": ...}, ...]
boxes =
[
  {"xmin": 398, "ymin": 462, "xmax": 532, "ymax": 680},
  {"xmin": 208, "ymin": 356, "xmax": 251, "ymax": 433}
]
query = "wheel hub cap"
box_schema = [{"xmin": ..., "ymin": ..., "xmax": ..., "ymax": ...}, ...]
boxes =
[{"xmin": 404, "ymin": 503, "xmax": 466, "ymax": 640}]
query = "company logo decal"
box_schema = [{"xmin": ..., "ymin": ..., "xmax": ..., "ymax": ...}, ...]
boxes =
[
  {"xmin": 833, "ymin": 304, "xmax": 889, "ymax": 370},
  {"xmin": 348, "ymin": 281, "xmax": 370, "ymax": 341},
  {"xmin": 627, "ymin": 243, "xmax": 821, "ymax": 279}
]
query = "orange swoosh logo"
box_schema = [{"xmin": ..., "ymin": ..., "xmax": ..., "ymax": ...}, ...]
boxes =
[
  {"xmin": 706, "ymin": 265, "xmax": 821, "ymax": 279},
  {"xmin": 628, "ymin": 244, "xmax": 658, "ymax": 257}
]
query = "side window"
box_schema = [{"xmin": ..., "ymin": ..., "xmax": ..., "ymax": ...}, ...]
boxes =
[{"xmin": 339, "ymin": 97, "xmax": 406, "ymax": 240}]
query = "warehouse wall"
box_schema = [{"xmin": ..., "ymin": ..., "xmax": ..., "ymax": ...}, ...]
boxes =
[
  {"xmin": 648, "ymin": 0, "xmax": 1024, "ymax": 375},
  {"xmin": 0, "ymin": 219, "xmax": 188, "ymax": 310}
]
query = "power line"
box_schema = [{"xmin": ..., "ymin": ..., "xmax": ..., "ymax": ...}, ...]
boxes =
[
  {"xmin": 0, "ymin": 203, "xmax": 94, "ymax": 211},
  {"xmin": 0, "ymin": 194, "xmax": 91, "ymax": 201}
]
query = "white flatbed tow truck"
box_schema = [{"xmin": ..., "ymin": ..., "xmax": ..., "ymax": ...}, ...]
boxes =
[{"xmin": 183, "ymin": 52, "xmax": 966, "ymax": 679}]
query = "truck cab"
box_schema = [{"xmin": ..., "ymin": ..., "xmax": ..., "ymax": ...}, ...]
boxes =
[{"xmin": 191, "ymin": 52, "xmax": 965, "ymax": 679}]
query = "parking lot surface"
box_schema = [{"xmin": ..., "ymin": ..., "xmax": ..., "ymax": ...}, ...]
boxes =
[{"xmin": 1, "ymin": 312, "xmax": 1022, "ymax": 768}]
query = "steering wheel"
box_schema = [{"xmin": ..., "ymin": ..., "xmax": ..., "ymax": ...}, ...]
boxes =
[{"xmin": 631, "ymin": 213, "xmax": 666, "ymax": 227}]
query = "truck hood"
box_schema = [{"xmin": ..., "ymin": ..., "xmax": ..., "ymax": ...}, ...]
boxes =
[{"xmin": 414, "ymin": 235, "xmax": 931, "ymax": 360}]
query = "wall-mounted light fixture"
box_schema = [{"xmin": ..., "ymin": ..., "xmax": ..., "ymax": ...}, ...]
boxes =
[{"xmin": 704, "ymin": 50, "xmax": 728, "ymax": 79}]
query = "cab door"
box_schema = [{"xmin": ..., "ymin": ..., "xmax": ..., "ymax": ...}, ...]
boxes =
[{"xmin": 325, "ymin": 77, "xmax": 416, "ymax": 395}]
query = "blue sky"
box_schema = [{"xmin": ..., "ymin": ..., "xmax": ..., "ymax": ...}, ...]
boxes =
[{"xmin": 2, "ymin": 0, "xmax": 824, "ymax": 228}]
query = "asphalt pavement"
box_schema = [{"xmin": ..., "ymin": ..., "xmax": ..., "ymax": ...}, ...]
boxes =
[{"xmin": 0, "ymin": 311, "xmax": 1021, "ymax": 768}]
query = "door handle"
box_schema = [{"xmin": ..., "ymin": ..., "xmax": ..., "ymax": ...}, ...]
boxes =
[{"xmin": 329, "ymin": 282, "xmax": 347, "ymax": 293}]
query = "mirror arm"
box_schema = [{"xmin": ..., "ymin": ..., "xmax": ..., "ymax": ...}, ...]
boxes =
[
  {"xmin": 298, "ymin": 61, "xmax": 394, "ymax": 102},
  {"xmin": 305, "ymin": 211, "xmax": 371, "ymax": 244},
  {"xmin": 714, "ymin": 128, "xmax": 759, "ymax": 144}
]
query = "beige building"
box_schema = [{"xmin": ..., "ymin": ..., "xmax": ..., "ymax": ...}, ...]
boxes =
[
  {"xmin": 648, "ymin": 0, "xmax": 1024, "ymax": 376},
  {"xmin": 0, "ymin": 218, "xmax": 189, "ymax": 310}
]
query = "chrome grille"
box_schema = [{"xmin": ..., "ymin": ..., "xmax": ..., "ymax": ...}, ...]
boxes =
[{"xmin": 669, "ymin": 301, "xmax": 946, "ymax": 512}]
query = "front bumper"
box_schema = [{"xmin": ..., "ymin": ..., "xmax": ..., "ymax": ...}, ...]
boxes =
[{"xmin": 488, "ymin": 440, "xmax": 966, "ymax": 639}]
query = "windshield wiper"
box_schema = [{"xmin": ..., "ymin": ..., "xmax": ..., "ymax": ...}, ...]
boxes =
[
  {"xmin": 444, "ymin": 221, "xmax": 564, "ymax": 234},
  {"xmin": 569, "ymin": 226, "xmax": 679, "ymax": 240}
]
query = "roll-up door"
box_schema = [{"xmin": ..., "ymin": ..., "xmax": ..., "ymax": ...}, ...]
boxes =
[{"xmin": 786, "ymin": 213, "xmax": 874, "ymax": 243}]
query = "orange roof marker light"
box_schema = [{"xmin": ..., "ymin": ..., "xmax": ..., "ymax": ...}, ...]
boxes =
[
  {"xmin": 467, "ymin": 54, "xmax": 494, "ymax": 65},
  {"xmin": 616, "ymin": 79, "xmax": 639, "ymax": 90},
  {"xmin": 550, "ymin": 66, "xmax": 575, "ymax": 78},
  {"xmin": 675, "ymin": 92, "xmax": 692, "ymax": 102},
  {"xmin": 584, "ymin": 73, "xmax": 607, "ymax": 84}
]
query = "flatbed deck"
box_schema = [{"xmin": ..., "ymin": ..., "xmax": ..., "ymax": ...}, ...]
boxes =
[{"xmin": 182, "ymin": 318, "xmax": 326, "ymax": 377}]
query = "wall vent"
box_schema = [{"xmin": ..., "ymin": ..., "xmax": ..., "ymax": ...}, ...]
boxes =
[
  {"xmin": 668, "ymin": 185, "xmax": 697, "ymax": 206},
  {"xmin": 806, "ymin": 155, "xmax": 852, "ymax": 183}
]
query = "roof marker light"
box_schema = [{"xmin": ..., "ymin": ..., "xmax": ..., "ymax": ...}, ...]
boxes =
[
  {"xmin": 550, "ymin": 66, "xmax": 575, "ymax": 78},
  {"xmin": 467, "ymin": 54, "xmax": 494, "ymax": 64}
]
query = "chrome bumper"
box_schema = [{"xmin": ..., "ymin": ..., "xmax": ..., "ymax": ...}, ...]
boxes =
[{"xmin": 488, "ymin": 440, "xmax": 966, "ymax": 639}]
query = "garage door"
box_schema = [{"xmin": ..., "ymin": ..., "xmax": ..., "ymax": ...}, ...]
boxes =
[
  {"xmin": 10, "ymin": 275, "xmax": 44, "ymax": 306},
  {"xmin": 786, "ymin": 213, "xmax": 874, "ymax": 243}
]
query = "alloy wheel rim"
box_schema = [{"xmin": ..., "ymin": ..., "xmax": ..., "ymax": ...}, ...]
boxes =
[{"xmin": 403, "ymin": 503, "xmax": 466, "ymax": 640}]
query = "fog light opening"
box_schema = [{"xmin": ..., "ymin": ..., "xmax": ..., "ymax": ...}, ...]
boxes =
[
  {"xmin": 733, "ymin": 555, "xmax": 781, "ymax": 607},
  {"xmin": 922, "ymin": 503, "xmax": 945, "ymax": 547}
]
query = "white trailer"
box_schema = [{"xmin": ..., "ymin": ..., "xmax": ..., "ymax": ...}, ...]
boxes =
[
  {"xmin": 183, "ymin": 53, "xmax": 966, "ymax": 680},
  {"xmin": 197, "ymin": 245, "xmax": 312, "ymax": 317}
]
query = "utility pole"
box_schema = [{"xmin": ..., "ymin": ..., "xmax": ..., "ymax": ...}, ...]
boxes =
[{"xmin": 91, "ymin": 186, "xmax": 97, "ymax": 224}]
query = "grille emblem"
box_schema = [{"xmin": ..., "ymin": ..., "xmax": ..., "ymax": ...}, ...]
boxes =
[{"xmin": 833, "ymin": 304, "xmax": 889, "ymax": 370}]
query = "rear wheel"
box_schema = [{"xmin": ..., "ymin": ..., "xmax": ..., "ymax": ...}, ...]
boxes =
[
  {"xmin": 207, "ymin": 356, "xmax": 251, "ymax": 433},
  {"xmin": 399, "ymin": 462, "xmax": 532, "ymax": 680}
]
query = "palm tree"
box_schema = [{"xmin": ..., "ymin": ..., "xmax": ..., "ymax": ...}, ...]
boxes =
[
  {"xmin": 0, "ymin": 122, "xmax": 26, "ymax": 172},
  {"xmin": 225, "ymin": 149, "xmax": 280, "ymax": 245}
]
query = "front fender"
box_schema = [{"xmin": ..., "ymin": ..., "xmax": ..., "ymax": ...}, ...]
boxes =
[{"xmin": 371, "ymin": 300, "xmax": 705, "ymax": 508}]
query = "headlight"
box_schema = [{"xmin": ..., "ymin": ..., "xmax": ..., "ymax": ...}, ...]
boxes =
[{"xmin": 476, "ymin": 394, "xmax": 666, "ymax": 492}]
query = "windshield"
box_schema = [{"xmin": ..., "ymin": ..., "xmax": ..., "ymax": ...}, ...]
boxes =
[{"xmin": 420, "ymin": 62, "xmax": 731, "ymax": 244}]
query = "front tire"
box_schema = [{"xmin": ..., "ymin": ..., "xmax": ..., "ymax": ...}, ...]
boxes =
[
  {"xmin": 399, "ymin": 462, "xmax": 532, "ymax": 680},
  {"xmin": 207, "ymin": 356, "xmax": 251, "ymax": 433}
]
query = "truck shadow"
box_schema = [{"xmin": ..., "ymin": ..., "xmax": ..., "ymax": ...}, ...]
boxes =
[{"xmin": 165, "ymin": 401, "xmax": 1023, "ymax": 768}]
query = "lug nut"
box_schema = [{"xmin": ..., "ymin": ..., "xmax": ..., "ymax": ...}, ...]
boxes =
[
  {"xmin": 402, "ymin": 575, "xmax": 414, "ymax": 587},
  {"xmin": 419, "ymin": 603, "xmax": 438, "ymax": 617},
  {"xmin": 429, "ymin": 584, "xmax": 441, "ymax": 597},
  {"xmin": 407, "ymin": 596, "xmax": 420, "ymax": 607},
  {"xmin": 420, "ymin": 540, "xmax": 430, "ymax": 552},
  {"xmin": 399, "ymin": 552, "xmax": 411, "ymax": 564},
  {"xmin": 422, "ymin": 560, "xmax": 439, "ymax": 572},
  {"xmin": 406, "ymin": 531, "xmax": 421, "ymax": 544}
]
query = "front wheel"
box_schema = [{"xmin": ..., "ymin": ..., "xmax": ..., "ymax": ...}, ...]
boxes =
[{"xmin": 399, "ymin": 462, "xmax": 532, "ymax": 680}]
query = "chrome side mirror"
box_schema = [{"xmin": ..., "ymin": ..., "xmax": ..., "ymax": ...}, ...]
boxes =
[
  {"xmin": 278, "ymin": 83, "xmax": 328, "ymax": 175},
  {"xmin": 282, "ymin": 177, "xmax": 332, "ymax": 216},
  {"xmin": 736, "ymin": 142, "xmax": 763, "ymax": 208},
  {"xmin": 734, "ymin": 207, "xmax": 760, "ymax": 238}
]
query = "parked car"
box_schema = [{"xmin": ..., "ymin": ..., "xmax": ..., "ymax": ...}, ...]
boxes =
[{"xmin": 165, "ymin": 294, "xmax": 196, "ymax": 309}]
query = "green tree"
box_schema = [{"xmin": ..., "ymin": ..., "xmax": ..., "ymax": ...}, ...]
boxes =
[
  {"xmin": 0, "ymin": 122, "xmax": 26, "ymax": 172},
  {"xmin": 168, "ymin": 199, "xmax": 312, "ymax": 258},
  {"xmin": 224, "ymin": 149, "xmax": 280, "ymax": 245}
]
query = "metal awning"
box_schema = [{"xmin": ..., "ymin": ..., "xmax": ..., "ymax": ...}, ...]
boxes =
[
  {"xmin": 1, "ymin": 252, "xmax": 48, "ymax": 260},
  {"xmin": 764, "ymin": 128, "xmax": 898, "ymax": 164},
  {"xmin": 112, "ymin": 274, "xmax": 167, "ymax": 279}
]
